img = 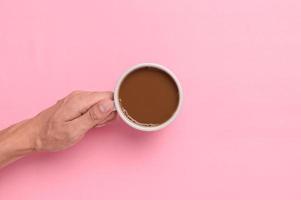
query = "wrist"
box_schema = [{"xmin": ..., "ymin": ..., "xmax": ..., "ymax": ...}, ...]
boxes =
[
  {"xmin": 12, "ymin": 118, "xmax": 38, "ymax": 155},
  {"xmin": 0, "ymin": 118, "xmax": 39, "ymax": 167},
  {"xmin": 27, "ymin": 116, "xmax": 43, "ymax": 152}
]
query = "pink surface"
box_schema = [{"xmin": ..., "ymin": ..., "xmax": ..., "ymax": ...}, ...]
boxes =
[{"xmin": 1, "ymin": 0, "xmax": 301, "ymax": 199}]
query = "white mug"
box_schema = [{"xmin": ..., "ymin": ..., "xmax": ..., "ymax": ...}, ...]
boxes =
[{"xmin": 114, "ymin": 63, "xmax": 183, "ymax": 132}]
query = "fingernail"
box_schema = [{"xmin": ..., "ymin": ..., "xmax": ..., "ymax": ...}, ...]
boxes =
[{"xmin": 99, "ymin": 100, "xmax": 114, "ymax": 113}]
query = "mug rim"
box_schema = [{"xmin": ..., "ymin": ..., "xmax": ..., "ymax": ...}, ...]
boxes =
[{"xmin": 114, "ymin": 63, "xmax": 183, "ymax": 132}]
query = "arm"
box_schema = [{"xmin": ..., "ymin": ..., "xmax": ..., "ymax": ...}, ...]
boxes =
[
  {"xmin": 0, "ymin": 91, "xmax": 116, "ymax": 169},
  {"xmin": 0, "ymin": 119, "xmax": 37, "ymax": 168}
]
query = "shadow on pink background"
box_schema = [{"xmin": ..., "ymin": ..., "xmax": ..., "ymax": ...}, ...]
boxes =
[{"xmin": 1, "ymin": 0, "xmax": 301, "ymax": 199}]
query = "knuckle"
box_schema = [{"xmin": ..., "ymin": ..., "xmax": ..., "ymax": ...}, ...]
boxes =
[
  {"xmin": 56, "ymin": 99, "xmax": 64, "ymax": 105},
  {"xmin": 88, "ymin": 108, "xmax": 99, "ymax": 122},
  {"xmin": 71, "ymin": 90, "xmax": 81, "ymax": 95},
  {"xmin": 66, "ymin": 90, "xmax": 85, "ymax": 104},
  {"xmin": 88, "ymin": 109, "xmax": 97, "ymax": 121},
  {"xmin": 90, "ymin": 91, "xmax": 99, "ymax": 95},
  {"xmin": 69, "ymin": 90, "xmax": 82, "ymax": 98}
]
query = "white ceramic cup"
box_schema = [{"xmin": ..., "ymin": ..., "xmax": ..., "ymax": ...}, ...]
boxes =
[{"xmin": 114, "ymin": 63, "xmax": 183, "ymax": 132}]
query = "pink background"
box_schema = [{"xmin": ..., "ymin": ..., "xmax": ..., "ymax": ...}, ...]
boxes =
[{"xmin": 1, "ymin": 0, "xmax": 301, "ymax": 199}]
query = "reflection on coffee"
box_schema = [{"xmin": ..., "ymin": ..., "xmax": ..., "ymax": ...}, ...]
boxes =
[{"xmin": 119, "ymin": 67, "xmax": 179, "ymax": 127}]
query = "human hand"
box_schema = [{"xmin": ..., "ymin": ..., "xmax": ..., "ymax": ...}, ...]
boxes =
[{"xmin": 31, "ymin": 91, "xmax": 116, "ymax": 152}]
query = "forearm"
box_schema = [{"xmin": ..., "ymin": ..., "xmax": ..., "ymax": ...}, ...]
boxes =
[{"xmin": 0, "ymin": 119, "xmax": 38, "ymax": 168}]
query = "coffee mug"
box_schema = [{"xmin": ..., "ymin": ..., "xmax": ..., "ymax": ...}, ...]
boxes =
[{"xmin": 114, "ymin": 63, "xmax": 183, "ymax": 132}]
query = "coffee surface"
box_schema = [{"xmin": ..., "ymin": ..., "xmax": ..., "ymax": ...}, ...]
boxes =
[{"xmin": 119, "ymin": 67, "xmax": 179, "ymax": 126}]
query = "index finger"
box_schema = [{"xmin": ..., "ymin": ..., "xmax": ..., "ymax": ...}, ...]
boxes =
[{"xmin": 59, "ymin": 91, "xmax": 113, "ymax": 121}]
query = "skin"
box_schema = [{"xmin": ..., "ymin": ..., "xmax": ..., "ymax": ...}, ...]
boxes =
[{"xmin": 0, "ymin": 90, "xmax": 117, "ymax": 169}]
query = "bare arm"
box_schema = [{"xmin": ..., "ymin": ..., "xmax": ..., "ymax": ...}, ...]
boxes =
[
  {"xmin": 0, "ymin": 91, "xmax": 116, "ymax": 169},
  {"xmin": 0, "ymin": 119, "xmax": 37, "ymax": 168}
]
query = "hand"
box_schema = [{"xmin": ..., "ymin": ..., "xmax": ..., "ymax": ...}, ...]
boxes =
[{"xmin": 31, "ymin": 91, "xmax": 116, "ymax": 152}]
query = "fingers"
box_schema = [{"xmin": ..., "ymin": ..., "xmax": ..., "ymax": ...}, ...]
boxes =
[
  {"xmin": 80, "ymin": 91, "xmax": 113, "ymax": 112},
  {"xmin": 70, "ymin": 99, "xmax": 116, "ymax": 134},
  {"xmin": 102, "ymin": 111, "xmax": 117, "ymax": 123},
  {"xmin": 59, "ymin": 91, "xmax": 113, "ymax": 120},
  {"xmin": 95, "ymin": 111, "xmax": 117, "ymax": 127}
]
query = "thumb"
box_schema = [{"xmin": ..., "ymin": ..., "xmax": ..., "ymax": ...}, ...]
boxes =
[{"xmin": 71, "ymin": 99, "xmax": 115, "ymax": 133}]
